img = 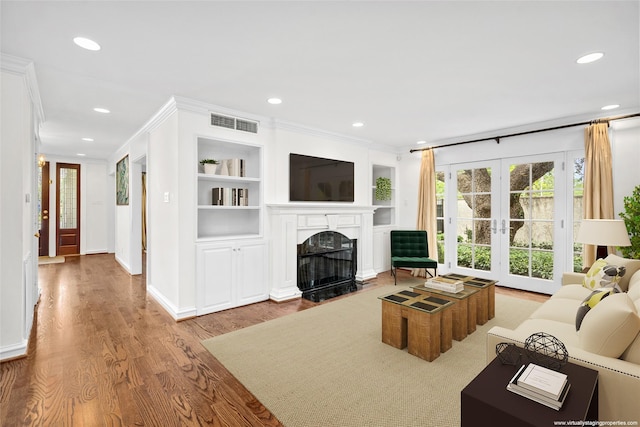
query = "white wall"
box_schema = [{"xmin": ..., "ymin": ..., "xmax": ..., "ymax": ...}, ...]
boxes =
[
  {"xmin": 610, "ymin": 117, "xmax": 640, "ymax": 216},
  {"xmin": 44, "ymin": 157, "xmax": 111, "ymax": 256},
  {"xmin": 110, "ymin": 130, "xmax": 147, "ymax": 275},
  {"xmin": 0, "ymin": 65, "xmax": 36, "ymax": 360},
  {"xmin": 147, "ymin": 111, "xmax": 181, "ymax": 314},
  {"xmin": 268, "ymin": 126, "xmax": 374, "ymax": 205}
]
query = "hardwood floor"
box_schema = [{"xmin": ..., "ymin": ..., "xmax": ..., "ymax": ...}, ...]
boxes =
[{"xmin": 1, "ymin": 254, "xmax": 548, "ymax": 426}]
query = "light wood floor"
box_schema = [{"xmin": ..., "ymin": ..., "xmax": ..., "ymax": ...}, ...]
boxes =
[{"xmin": 1, "ymin": 253, "xmax": 549, "ymax": 426}]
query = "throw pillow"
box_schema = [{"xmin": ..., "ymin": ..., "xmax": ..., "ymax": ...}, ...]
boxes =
[
  {"xmin": 575, "ymin": 287, "xmax": 618, "ymax": 331},
  {"xmin": 582, "ymin": 259, "xmax": 608, "ymax": 290},
  {"xmin": 578, "ymin": 293, "xmax": 640, "ymax": 358}
]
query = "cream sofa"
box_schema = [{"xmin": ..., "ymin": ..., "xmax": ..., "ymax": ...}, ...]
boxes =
[{"xmin": 486, "ymin": 254, "xmax": 640, "ymax": 422}]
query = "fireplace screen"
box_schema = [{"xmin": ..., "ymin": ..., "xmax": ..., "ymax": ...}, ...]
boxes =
[{"xmin": 297, "ymin": 231, "xmax": 357, "ymax": 302}]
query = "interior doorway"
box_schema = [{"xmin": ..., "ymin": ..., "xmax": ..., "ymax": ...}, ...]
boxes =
[
  {"xmin": 38, "ymin": 161, "xmax": 50, "ymax": 256},
  {"xmin": 56, "ymin": 163, "xmax": 81, "ymax": 256}
]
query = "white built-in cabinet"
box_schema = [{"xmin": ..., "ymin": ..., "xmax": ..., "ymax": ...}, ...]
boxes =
[
  {"xmin": 195, "ymin": 135, "xmax": 268, "ymax": 316},
  {"xmin": 196, "ymin": 240, "xmax": 267, "ymax": 315},
  {"xmin": 372, "ymin": 164, "xmax": 396, "ymax": 273}
]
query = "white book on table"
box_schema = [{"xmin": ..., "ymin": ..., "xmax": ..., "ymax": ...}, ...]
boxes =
[
  {"xmin": 506, "ymin": 364, "xmax": 571, "ymax": 411},
  {"xmin": 517, "ymin": 363, "xmax": 568, "ymax": 400}
]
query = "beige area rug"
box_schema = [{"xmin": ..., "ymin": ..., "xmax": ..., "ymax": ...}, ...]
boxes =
[
  {"xmin": 202, "ymin": 284, "xmax": 541, "ymax": 427},
  {"xmin": 38, "ymin": 256, "xmax": 65, "ymax": 265}
]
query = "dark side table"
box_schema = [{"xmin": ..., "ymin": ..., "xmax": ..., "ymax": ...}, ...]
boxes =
[{"xmin": 461, "ymin": 345, "xmax": 598, "ymax": 426}]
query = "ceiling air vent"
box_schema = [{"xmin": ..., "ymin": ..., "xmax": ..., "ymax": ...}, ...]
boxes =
[
  {"xmin": 236, "ymin": 118, "xmax": 258, "ymax": 134},
  {"xmin": 211, "ymin": 113, "xmax": 235, "ymax": 130},
  {"xmin": 210, "ymin": 113, "xmax": 259, "ymax": 134}
]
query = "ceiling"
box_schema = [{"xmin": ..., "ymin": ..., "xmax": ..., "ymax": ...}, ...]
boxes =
[{"xmin": 1, "ymin": 1, "xmax": 638, "ymax": 159}]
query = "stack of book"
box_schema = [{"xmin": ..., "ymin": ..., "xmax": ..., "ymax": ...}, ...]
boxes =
[
  {"xmin": 212, "ymin": 187, "xmax": 249, "ymax": 206},
  {"xmin": 424, "ymin": 276, "xmax": 464, "ymax": 293},
  {"xmin": 507, "ymin": 363, "xmax": 571, "ymax": 410}
]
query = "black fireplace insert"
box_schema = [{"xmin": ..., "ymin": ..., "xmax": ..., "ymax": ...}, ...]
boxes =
[{"xmin": 297, "ymin": 231, "xmax": 357, "ymax": 302}]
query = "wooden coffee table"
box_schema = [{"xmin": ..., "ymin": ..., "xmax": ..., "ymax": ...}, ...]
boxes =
[
  {"xmin": 379, "ymin": 290, "xmax": 454, "ymax": 361},
  {"xmin": 412, "ymin": 284, "xmax": 479, "ymax": 341},
  {"xmin": 436, "ymin": 274, "xmax": 496, "ymax": 325}
]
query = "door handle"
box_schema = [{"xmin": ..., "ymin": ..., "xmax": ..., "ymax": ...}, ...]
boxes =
[
  {"xmin": 491, "ymin": 219, "xmax": 497, "ymax": 234},
  {"xmin": 43, "ymin": 215, "xmax": 48, "ymax": 220},
  {"xmin": 43, "ymin": 210, "xmax": 48, "ymax": 214},
  {"xmin": 501, "ymin": 219, "xmax": 507, "ymax": 234},
  {"xmin": 34, "ymin": 232, "xmax": 40, "ymax": 238}
]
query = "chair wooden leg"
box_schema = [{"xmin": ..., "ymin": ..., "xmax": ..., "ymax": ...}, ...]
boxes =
[{"xmin": 392, "ymin": 266, "xmax": 397, "ymax": 285}]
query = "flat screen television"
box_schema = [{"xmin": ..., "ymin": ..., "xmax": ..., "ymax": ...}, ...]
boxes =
[{"xmin": 289, "ymin": 153, "xmax": 354, "ymax": 202}]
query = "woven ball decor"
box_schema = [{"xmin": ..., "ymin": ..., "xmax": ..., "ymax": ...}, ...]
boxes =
[
  {"xmin": 524, "ymin": 332, "xmax": 569, "ymax": 370},
  {"xmin": 495, "ymin": 343, "xmax": 522, "ymax": 365}
]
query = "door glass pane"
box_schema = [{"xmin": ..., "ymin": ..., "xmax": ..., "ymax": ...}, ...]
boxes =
[
  {"xmin": 436, "ymin": 171, "xmax": 446, "ymax": 263},
  {"xmin": 509, "ymin": 162, "xmax": 554, "ymax": 279},
  {"xmin": 59, "ymin": 167, "xmax": 77, "ymax": 228},
  {"xmin": 38, "ymin": 166, "xmax": 43, "ymax": 229},
  {"xmin": 457, "ymin": 167, "xmax": 492, "ymax": 269}
]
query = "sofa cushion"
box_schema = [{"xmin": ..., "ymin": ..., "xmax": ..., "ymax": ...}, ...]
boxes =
[
  {"xmin": 575, "ymin": 287, "xmax": 618, "ymax": 331},
  {"xmin": 582, "ymin": 259, "xmax": 608, "ymax": 290},
  {"xmin": 627, "ymin": 272, "xmax": 640, "ymax": 303},
  {"xmin": 621, "ymin": 331, "xmax": 640, "ymax": 364},
  {"xmin": 513, "ymin": 319, "xmax": 580, "ymax": 348},
  {"xmin": 603, "ymin": 254, "xmax": 640, "ymax": 292},
  {"xmin": 551, "ymin": 284, "xmax": 592, "ymax": 301},
  {"xmin": 578, "ymin": 293, "xmax": 640, "ymax": 358},
  {"xmin": 530, "ymin": 297, "xmax": 583, "ymax": 324}
]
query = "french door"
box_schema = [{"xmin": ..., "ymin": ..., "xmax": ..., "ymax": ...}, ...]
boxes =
[{"xmin": 450, "ymin": 153, "xmax": 566, "ymax": 293}]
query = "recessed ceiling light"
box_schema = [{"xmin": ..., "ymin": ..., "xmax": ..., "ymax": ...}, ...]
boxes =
[
  {"xmin": 601, "ymin": 104, "xmax": 620, "ymax": 110},
  {"xmin": 77, "ymin": 153, "xmax": 86, "ymax": 157},
  {"xmin": 93, "ymin": 107, "xmax": 110, "ymax": 114},
  {"xmin": 267, "ymin": 98, "xmax": 282, "ymax": 105},
  {"xmin": 82, "ymin": 137, "xmax": 94, "ymax": 142},
  {"xmin": 576, "ymin": 52, "xmax": 604, "ymax": 64},
  {"xmin": 352, "ymin": 122, "xmax": 364, "ymax": 128},
  {"xmin": 416, "ymin": 140, "xmax": 427, "ymax": 145},
  {"xmin": 73, "ymin": 37, "xmax": 101, "ymax": 51}
]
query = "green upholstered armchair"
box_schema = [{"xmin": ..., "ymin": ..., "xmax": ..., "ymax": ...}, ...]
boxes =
[{"xmin": 390, "ymin": 230, "xmax": 438, "ymax": 285}]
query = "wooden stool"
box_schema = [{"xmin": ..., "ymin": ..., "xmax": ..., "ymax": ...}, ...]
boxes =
[{"xmin": 380, "ymin": 290, "xmax": 454, "ymax": 361}]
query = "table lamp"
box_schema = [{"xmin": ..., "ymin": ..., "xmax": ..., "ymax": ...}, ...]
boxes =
[{"xmin": 576, "ymin": 219, "xmax": 631, "ymax": 259}]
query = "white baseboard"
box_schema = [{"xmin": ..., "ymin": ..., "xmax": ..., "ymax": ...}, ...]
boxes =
[
  {"xmin": 0, "ymin": 340, "xmax": 27, "ymax": 362},
  {"xmin": 114, "ymin": 254, "xmax": 131, "ymax": 273},
  {"xmin": 147, "ymin": 284, "xmax": 196, "ymax": 321}
]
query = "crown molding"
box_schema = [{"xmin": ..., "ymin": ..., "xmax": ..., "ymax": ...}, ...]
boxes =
[{"xmin": 1, "ymin": 53, "xmax": 46, "ymax": 125}]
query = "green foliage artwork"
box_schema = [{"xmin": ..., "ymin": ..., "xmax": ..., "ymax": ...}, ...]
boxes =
[
  {"xmin": 619, "ymin": 185, "xmax": 640, "ymax": 259},
  {"xmin": 116, "ymin": 155, "xmax": 129, "ymax": 206},
  {"xmin": 375, "ymin": 177, "xmax": 392, "ymax": 201}
]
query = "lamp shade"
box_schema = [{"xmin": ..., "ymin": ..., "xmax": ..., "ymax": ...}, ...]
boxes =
[{"xmin": 576, "ymin": 219, "xmax": 631, "ymax": 247}]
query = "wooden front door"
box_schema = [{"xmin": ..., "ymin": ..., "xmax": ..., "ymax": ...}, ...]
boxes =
[
  {"xmin": 38, "ymin": 162, "xmax": 50, "ymax": 256},
  {"xmin": 56, "ymin": 163, "xmax": 81, "ymax": 256}
]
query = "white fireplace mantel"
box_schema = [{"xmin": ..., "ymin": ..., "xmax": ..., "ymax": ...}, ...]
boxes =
[{"xmin": 267, "ymin": 204, "xmax": 378, "ymax": 302}]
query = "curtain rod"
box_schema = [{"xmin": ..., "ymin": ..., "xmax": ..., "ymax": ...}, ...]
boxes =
[{"xmin": 409, "ymin": 112, "xmax": 640, "ymax": 153}]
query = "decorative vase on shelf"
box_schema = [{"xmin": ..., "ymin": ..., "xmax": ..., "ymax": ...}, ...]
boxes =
[
  {"xmin": 204, "ymin": 163, "xmax": 217, "ymax": 175},
  {"xmin": 200, "ymin": 159, "xmax": 219, "ymax": 175},
  {"xmin": 219, "ymin": 160, "xmax": 229, "ymax": 176}
]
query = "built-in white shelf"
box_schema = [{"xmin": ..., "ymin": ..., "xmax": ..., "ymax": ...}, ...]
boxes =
[{"xmin": 372, "ymin": 164, "xmax": 396, "ymax": 227}]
